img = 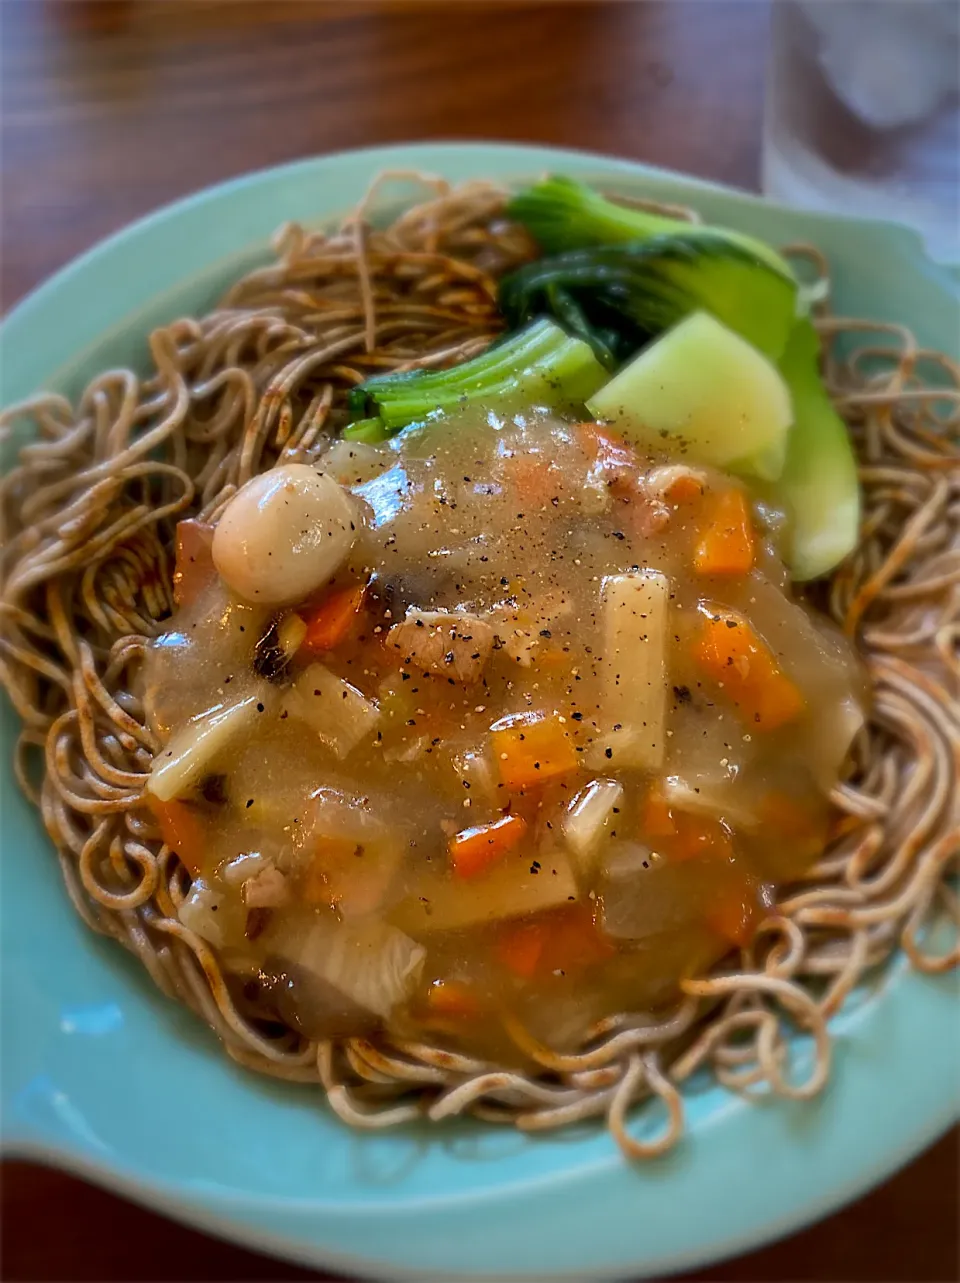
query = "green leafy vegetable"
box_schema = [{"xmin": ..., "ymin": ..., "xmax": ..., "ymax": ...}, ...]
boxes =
[
  {"xmin": 342, "ymin": 416, "xmax": 389, "ymax": 444},
  {"xmin": 772, "ymin": 318, "xmax": 861, "ymax": 580},
  {"xmin": 346, "ymin": 318, "xmax": 607, "ymax": 433},
  {"xmin": 508, "ymin": 175, "xmax": 793, "ymax": 275},
  {"xmin": 499, "ymin": 236, "xmax": 798, "ymax": 370}
]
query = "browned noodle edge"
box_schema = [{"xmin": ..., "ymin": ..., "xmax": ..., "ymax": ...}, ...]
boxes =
[{"xmin": 1, "ymin": 175, "xmax": 958, "ymax": 1159}]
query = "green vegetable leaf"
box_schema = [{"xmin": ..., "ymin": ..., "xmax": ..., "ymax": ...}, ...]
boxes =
[
  {"xmin": 508, "ymin": 175, "xmax": 794, "ymax": 276},
  {"xmin": 773, "ymin": 318, "xmax": 861, "ymax": 581},
  {"xmin": 499, "ymin": 236, "xmax": 798, "ymax": 369},
  {"xmin": 344, "ymin": 319, "xmax": 607, "ymax": 435}
]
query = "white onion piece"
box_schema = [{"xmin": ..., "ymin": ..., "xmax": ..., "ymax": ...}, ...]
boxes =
[
  {"xmin": 563, "ymin": 778, "xmax": 624, "ymax": 876},
  {"xmin": 212, "ymin": 464, "xmax": 359, "ymax": 606},
  {"xmin": 147, "ymin": 691, "xmax": 271, "ymax": 802},
  {"xmin": 603, "ymin": 841, "xmax": 658, "ymax": 883}
]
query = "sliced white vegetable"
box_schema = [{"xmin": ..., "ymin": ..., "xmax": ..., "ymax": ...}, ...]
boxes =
[
  {"xmin": 311, "ymin": 787, "xmax": 394, "ymax": 841},
  {"xmin": 287, "ymin": 918, "xmax": 425, "ymax": 1019},
  {"xmin": 562, "ymin": 778, "xmax": 624, "ymax": 876},
  {"xmin": 586, "ymin": 570, "xmax": 670, "ymax": 772},
  {"xmin": 586, "ymin": 312, "xmax": 794, "ymax": 482},
  {"xmin": 818, "ymin": 695, "xmax": 865, "ymax": 786},
  {"xmin": 212, "ymin": 464, "xmax": 359, "ymax": 606},
  {"xmin": 284, "ymin": 663, "xmax": 380, "ymax": 758},
  {"xmin": 392, "ymin": 849, "xmax": 579, "ymax": 934},
  {"xmin": 147, "ymin": 691, "xmax": 270, "ymax": 802},
  {"xmin": 177, "ymin": 880, "xmax": 225, "ymax": 947}
]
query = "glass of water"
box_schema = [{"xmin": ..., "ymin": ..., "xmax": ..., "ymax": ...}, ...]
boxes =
[{"xmin": 763, "ymin": 0, "xmax": 960, "ymax": 260}]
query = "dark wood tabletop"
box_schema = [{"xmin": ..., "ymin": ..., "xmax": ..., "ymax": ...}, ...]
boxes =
[{"xmin": 1, "ymin": 3, "xmax": 957, "ymax": 1281}]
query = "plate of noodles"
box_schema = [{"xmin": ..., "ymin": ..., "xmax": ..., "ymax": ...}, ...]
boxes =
[{"xmin": 1, "ymin": 142, "xmax": 957, "ymax": 1281}]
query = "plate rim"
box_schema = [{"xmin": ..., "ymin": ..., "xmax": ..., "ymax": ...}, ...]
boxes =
[{"xmin": 1, "ymin": 140, "xmax": 958, "ymax": 1283}]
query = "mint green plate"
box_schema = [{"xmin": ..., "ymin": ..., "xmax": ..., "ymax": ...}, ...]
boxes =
[{"xmin": 1, "ymin": 143, "xmax": 958, "ymax": 1282}]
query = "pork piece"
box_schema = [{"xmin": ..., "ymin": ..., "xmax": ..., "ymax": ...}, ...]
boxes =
[
  {"xmin": 241, "ymin": 863, "xmax": 290, "ymax": 909},
  {"xmin": 386, "ymin": 609, "xmax": 495, "ymax": 683},
  {"xmin": 485, "ymin": 591, "xmax": 572, "ymax": 668}
]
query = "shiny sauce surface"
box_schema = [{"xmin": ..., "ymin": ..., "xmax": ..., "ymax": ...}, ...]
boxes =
[{"xmin": 144, "ymin": 412, "xmax": 865, "ymax": 1059}]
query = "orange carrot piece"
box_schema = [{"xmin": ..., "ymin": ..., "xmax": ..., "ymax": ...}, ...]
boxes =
[
  {"xmin": 578, "ymin": 422, "xmax": 638, "ymax": 473},
  {"xmin": 541, "ymin": 906, "xmax": 616, "ymax": 971},
  {"xmin": 497, "ymin": 906, "xmax": 614, "ymax": 980},
  {"xmin": 145, "ymin": 796, "xmax": 205, "ymax": 876},
  {"xmin": 497, "ymin": 921, "xmax": 546, "ymax": 979},
  {"xmin": 503, "ymin": 454, "xmax": 561, "ymax": 510},
  {"xmin": 694, "ymin": 489, "xmax": 755, "ymax": 576},
  {"xmin": 491, "ymin": 712, "xmax": 579, "ymax": 791},
  {"xmin": 706, "ymin": 888, "xmax": 759, "ymax": 948},
  {"xmin": 534, "ymin": 645, "xmax": 572, "ymax": 673},
  {"xmin": 448, "ymin": 814, "xmax": 528, "ymax": 879},
  {"xmin": 669, "ymin": 814, "xmax": 734, "ymax": 863},
  {"xmin": 300, "ymin": 834, "xmax": 366, "ymax": 906},
  {"xmin": 299, "ymin": 583, "xmax": 366, "ymax": 655},
  {"xmin": 758, "ymin": 792, "xmax": 830, "ymax": 858},
  {"xmin": 173, "ymin": 520, "xmax": 216, "ymax": 608},
  {"xmin": 694, "ymin": 606, "xmax": 805, "ymax": 730},
  {"xmin": 424, "ymin": 979, "xmax": 483, "ymax": 1019},
  {"xmin": 640, "ymin": 787, "xmax": 678, "ymax": 840}
]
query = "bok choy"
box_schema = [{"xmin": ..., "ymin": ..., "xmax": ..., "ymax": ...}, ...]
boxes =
[
  {"xmin": 507, "ymin": 175, "xmax": 793, "ymax": 275},
  {"xmin": 499, "ymin": 236, "xmax": 798, "ymax": 370},
  {"xmin": 345, "ymin": 318, "xmax": 606, "ymax": 434}
]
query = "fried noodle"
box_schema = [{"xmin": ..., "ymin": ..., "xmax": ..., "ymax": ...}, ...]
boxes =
[{"xmin": 1, "ymin": 175, "xmax": 957, "ymax": 1158}]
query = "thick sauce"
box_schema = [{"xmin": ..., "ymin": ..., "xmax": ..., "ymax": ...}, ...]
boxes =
[{"xmin": 144, "ymin": 411, "xmax": 865, "ymax": 1060}]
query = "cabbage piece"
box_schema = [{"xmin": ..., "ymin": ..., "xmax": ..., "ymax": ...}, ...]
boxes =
[
  {"xmin": 322, "ymin": 438, "xmax": 393, "ymax": 486},
  {"xmin": 285, "ymin": 917, "xmax": 425, "ymax": 1020}
]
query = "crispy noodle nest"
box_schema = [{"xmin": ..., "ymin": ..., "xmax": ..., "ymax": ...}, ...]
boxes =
[{"xmin": 1, "ymin": 174, "xmax": 957, "ymax": 1159}]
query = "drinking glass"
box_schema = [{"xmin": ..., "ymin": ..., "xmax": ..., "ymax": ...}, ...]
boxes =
[{"xmin": 763, "ymin": 0, "xmax": 960, "ymax": 260}]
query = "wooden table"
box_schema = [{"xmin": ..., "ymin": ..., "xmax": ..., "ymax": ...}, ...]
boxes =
[{"xmin": 1, "ymin": 3, "xmax": 957, "ymax": 1280}]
